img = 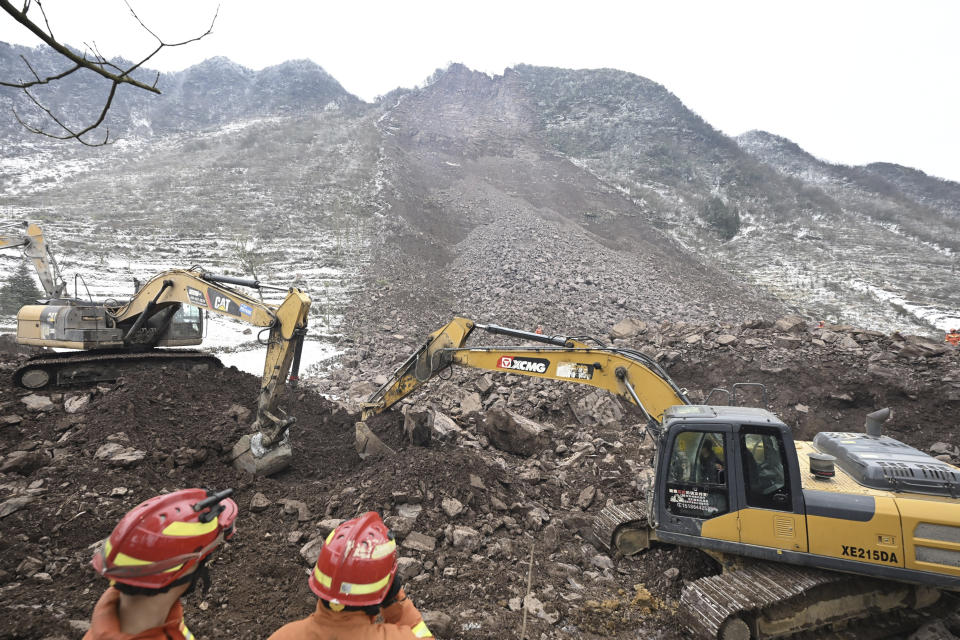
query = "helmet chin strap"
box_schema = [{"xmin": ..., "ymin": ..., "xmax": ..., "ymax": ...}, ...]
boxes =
[{"xmin": 321, "ymin": 599, "xmax": 381, "ymax": 617}]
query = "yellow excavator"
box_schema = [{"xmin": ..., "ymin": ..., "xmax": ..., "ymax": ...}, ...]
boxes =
[
  {"xmin": 2, "ymin": 223, "xmax": 310, "ymax": 475},
  {"xmin": 359, "ymin": 317, "xmax": 960, "ymax": 639}
]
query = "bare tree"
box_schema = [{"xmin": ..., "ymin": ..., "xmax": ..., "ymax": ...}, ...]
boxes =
[
  {"xmin": 234, "ymin": 235, "xmax": 266, "ymax": 300},
  {"xmin": 0, "ymin": 0, "xmax": 217, "ymax": 146}
]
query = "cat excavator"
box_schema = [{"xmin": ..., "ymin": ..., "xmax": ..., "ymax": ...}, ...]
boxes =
[
  {"xmin": 2, "ymin": 223, "xmax": 309, "ymax": 475},
  {"xmin": 358, "ymin": 317, "xmax": 960, "ymax": 639}
]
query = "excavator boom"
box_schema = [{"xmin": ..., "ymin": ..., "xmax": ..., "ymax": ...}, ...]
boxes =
[
  {"xmin": 362, "ymin": 317, "xmax": 689, "ymax": 425},
  {"xmin": 0, "ymin": 222, "xmax": 67, "ymax": 299}
]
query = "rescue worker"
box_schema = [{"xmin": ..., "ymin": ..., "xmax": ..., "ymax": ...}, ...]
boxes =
[
  {"xmin": 268, "ymin": 511, "xmax": 433, "ymax": 640},
  {"xmin": 946, "ymin": 328, "xmax": 960, "ymax": 346},
  {"xmin": 84, "ymin": 488, "xmax": 238, "ymax": 640}
]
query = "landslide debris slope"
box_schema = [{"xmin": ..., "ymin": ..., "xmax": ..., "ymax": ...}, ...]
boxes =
[
  {"xmin": 2, "ymin": 321, "xmax": 960, "ymax": 640},
  {"xmin": 353, "ymin": 63, "xmax": 786, "ymax": 344}
]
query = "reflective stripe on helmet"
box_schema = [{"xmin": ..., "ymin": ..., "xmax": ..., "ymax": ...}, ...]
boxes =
[
  {"xmin": 98, "ymin": 531, "xmax": 226, "ymax": 579},
  {"xmin": 162, "ymin": 518, "xmax": 218, "ymax": 537},
  {"xmin": 412, "ymin": 621, "xmax": 432, "ymax": 638},
  {"xmin": 103, "ymin": 540, "xmax": 184, "ymax": 573},
  {"xmin": 313, "ymin": 565, "xmax": 332, "ymax": 588},
  {"xmin": 340, "ymin": 572, "xmax": 392, "ymax": 595},
  {"xmin": 325, "ymin": 529, "xmax": 337, "ymax": 544},
  {"xmin": 370, "ymin": 539, "xmax": 396, "ymax": 560}
]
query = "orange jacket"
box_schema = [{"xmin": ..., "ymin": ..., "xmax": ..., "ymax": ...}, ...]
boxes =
[
  {"xmin": 946, "ymin": 332, "xmax": 960, "ymax": 346},
  {"xmin": 83, "ymin": 587, "xmax": 195, "ymax": 640},
  {"xmin": 267, "ymin": 589, "xmax": 433, "ymax": 640}
]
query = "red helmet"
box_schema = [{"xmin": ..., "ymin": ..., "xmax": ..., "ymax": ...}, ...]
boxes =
[
  {"xmin": 309, "ymin": 511, "xmax": 397, "ymax": 607},
  {"xmin": 91, "ymin": 488, "xmax": 238, "ymax": 590}
]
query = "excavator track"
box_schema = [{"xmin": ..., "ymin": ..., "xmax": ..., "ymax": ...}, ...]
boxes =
[
  {"xmin": 593, "ymin": 505, "xmax": 945, "ymax": 639},
  {"xmin": 593, "ymin": 502, "xmax": 650, "ymax": 555},
  {"xmin": 681, "ymin": 560, "xmax": 941, "ymax": 639},
  {"xmin": 12, "ymin": 349, "xmax": 222, "ymax": 389}
]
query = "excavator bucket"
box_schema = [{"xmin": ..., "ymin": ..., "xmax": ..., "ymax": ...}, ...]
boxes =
[
  {"xmin": 354, "ymin": 421, "xmax": 396, "ymax": 459},
  {"xmin": 231, "ymin": 433, "xmax": 293, "ymax": 476}
]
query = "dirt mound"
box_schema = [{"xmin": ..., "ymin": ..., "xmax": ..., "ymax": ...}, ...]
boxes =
[{"xmin": 1, "ymin": 357, "xmax": 690, "ymax": 639}]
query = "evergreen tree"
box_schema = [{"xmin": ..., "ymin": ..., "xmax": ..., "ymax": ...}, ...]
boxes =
[
  {"xmin": 0, "ymin": 262, "xmax": 44, "ymax": 314},
  {"xmin": 701, "ymin": 196, "xmax": 741, "ymax": 241}
]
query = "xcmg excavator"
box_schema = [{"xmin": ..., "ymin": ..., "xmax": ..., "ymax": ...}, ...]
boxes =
[
  {"xmin": 358, "ymin": 317, "xmax": 960, "ymax": 639},
  {"xmin": 2, "ymin": 223, "xmax": 309, "ymax": 475}
]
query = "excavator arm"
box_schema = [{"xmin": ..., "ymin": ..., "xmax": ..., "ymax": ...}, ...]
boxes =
[
  {"xmin": 108, "ymin": 269, "xmax": 311, "ymax": 475},
  {"xmin": 0, "ymin": 222, "xmax": 67, "ymax": 299},
  {"xmin": 360, "ymin": 317, "xmax": 689, "ymax": 440}
]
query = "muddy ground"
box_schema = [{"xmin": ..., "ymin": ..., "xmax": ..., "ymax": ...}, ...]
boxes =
[{"xmin": 1, "ymin": 322, "xmax": 959, "ymax": 640}]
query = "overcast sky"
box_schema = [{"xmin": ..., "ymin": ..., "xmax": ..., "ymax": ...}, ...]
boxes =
[{"xmin": 2, "ymin": 1, "xmax": 958, "ymax": 183}]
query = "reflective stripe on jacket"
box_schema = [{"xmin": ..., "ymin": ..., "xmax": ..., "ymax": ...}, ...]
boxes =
[
  {"xmin": 83, "ymin": 587, "xmax": 192, "ymax": 640},
  {"xmin": 267, "ymin": 589, "xmax": 433, "ymax": 640}
]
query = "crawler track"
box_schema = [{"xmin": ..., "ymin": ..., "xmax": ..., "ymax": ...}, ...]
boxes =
[
  {"xmin": 681, "ymin": 560, "xmax": 941, "ymax": 639},
  {"xmin": 12, "ymin": 349, "xmax": 222, "ymax": 389}
]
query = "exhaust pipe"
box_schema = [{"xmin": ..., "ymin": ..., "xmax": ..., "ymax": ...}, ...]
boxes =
[{"xmin": 865, "ymin": 407, "xmax": 891, "ymax": 437}]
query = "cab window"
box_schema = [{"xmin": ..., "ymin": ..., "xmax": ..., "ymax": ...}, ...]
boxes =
[
  {"xmin": 740, "ymin": 430, "xmax": 791, "ymax": 510},
  {"xmin": 169, "ymin": 304, "xmax": 203, "ymax": 340},
  {"xmin": 666, "ymin": 431, "xmax": 728, "ymax": 519}
]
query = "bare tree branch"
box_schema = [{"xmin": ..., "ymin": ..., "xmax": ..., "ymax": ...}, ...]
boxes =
[
  {"xmin": 14, "ymin": 81, "xmax": 117, "ymax": 145},
  {"xmin": 0, "ymin": 0, "xmax": 218, "ymax": 145}
]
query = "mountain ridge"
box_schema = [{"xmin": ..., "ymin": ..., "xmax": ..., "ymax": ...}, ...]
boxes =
[{"xmin": 1, "ymin": 47, "xmax": 957, "ymax": 336}]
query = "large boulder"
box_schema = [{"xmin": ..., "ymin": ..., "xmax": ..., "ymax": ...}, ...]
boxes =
[
  {"xmin": 0, "ymin": 496, "xmax": 35, "ymax": 519},
  {"xmin": 481, "ymin": 408, "xmax": 551, "ymax": 456},
  {"xmin": 20, "ymin": 394, "xmax": 55, "ymax": 412},
  {"xmin": 896, "ymin": 335, "xmax": 950, "ymax": 359},
  {"xmin": 459, "ymin": 391, "xmax": 483, "ymax": 415},
  {"xmin": 249, "ymin": 493, "xmax": 272, "ymax": 513},
  {"xmin": 449, "ymin": 526, "xmax": 481, "ymax": 551},
  {"xmin": 421, "ymin": 611, "xmax": 453, "ymax": 637},
  {"xmin": 299, "ymin": 536, "xmax": 325, "ymax": 565},
  {"xmin": 569, "ymin": 390, "xmax": 624, "ymax": 428},
  {"xmin": 0, "ymin": 451, "xmax": 48, "ymax": 475},
  {"xmin": 431, "ymin": 411, "xmax": 463, "ymax": 441},
  {"xmin": 401, "ymin": 532, "xmax": 436, "ymax": 552},
  {"xmin": 610, "ymin": 318, "xmax": 647, "ymax": 340},
  {"xmin": 64, "ymin": 393, "xmax": 91, "ymax": 414},
  {"xmin": 94, "ymin": 443, "xmax": 146, "ymax": 467},
  {"xmin": 773, "ymin": 316, "xmax": 808, "ymax": 334},
  {"xmin": 403, "ymin": 407, "xmax": 463, "ymax": 445}
]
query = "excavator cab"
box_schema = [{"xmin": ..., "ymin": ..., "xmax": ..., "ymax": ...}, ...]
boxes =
[
  {"xmin": 653, "ymin": 405, "xmax": 808, "ymax": 553},
  {"xmin": 164, "ymin": 304, "xmax": 204, "ymax": 342},
  {"xmin": 664, "ymin": 429, "xmax": 730, "ymax": 520}
]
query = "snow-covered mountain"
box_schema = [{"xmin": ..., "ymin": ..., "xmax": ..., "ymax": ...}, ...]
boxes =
[
  {"xmin": 1, "ymin": 49, "xmax": 957, "ymax": 342},
  {"xmin": 0, "ymin": 44, "xmax": 360, "ymax": 146}
]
